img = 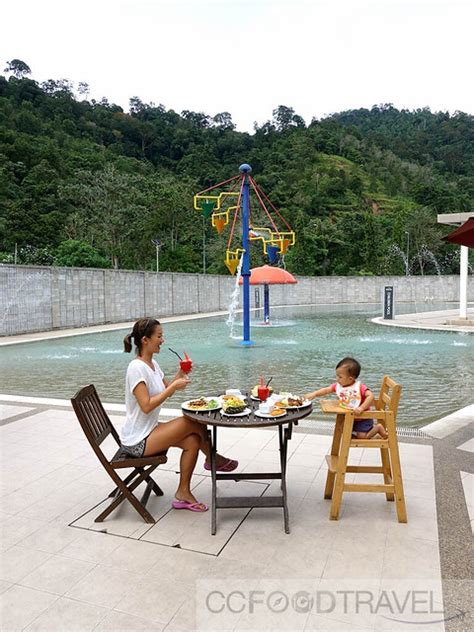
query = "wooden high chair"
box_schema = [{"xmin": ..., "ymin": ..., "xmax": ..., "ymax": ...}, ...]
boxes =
[{"xmin": 320, "ymin": 375, "xmax": 407, "ymax": 523}]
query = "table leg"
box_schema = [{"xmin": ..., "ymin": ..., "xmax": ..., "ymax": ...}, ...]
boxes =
[
  {"xmin": 279, "ymin": 424, "xmax": 290, "ymax": 534},
  {"xmin": 324, "ymin": 414, "xmax": 344, "ymax": 499},
  {"xmin": 209, "ymin": 426, "xmax": 217, "ymax": 535}
]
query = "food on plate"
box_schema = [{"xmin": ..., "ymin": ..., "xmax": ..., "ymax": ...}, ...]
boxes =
[
  {"xmin": 288, "ymin": 396, "xmax": 305, "ymax": 406},
  {"xmin": 270, "ymin": 408, "xmax": 285, "ymax": 416},
  {"xmin": 251, "ymin": 384, "xmax": 274, "ymax": 398},
  {"xmin": 186, "ymin": 398, "xmax": 209, "ymax": 410},
  {"xmin": 275, "ymin": 394, "xmax": 305, "ymax": 407},
  {"xmin": 185, "ymin": 398, "xmax": 219, "ymax": 410},
  {"xmin": 222, "ymin": 396, "xmax": 246, "ymax": 415}
]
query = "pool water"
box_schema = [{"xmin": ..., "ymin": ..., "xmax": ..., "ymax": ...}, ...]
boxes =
[{"xmin": 1, "ymin": 304, "xmax": 472, "ymax": 425}]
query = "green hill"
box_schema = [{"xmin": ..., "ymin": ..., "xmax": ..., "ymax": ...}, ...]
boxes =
[{"xmin": 0, "ymin": 68, "xmax": 472, "ymax": 275}]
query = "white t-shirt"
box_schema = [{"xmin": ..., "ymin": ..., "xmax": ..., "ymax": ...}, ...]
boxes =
[{"xmin": 121, "ymin": 358, "xmax": 165, "ymax": 446}]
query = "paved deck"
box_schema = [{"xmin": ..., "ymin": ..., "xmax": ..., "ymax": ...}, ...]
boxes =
[
  {"xmin": 372, "ymin": 308, "xmax": 474, "ymax": 333},
  {"xmin": 1, "ymin": 396, "xmax": 472, "ymax": 631}
]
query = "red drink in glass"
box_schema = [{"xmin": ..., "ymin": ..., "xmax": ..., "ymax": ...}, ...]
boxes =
[
  {"xmin": 180, "ymin": 359, "xmax": 193, "ymax": 373},
  {"xmin": 257, "ymin": 386, "xmax": 270, "ymax": 401}
]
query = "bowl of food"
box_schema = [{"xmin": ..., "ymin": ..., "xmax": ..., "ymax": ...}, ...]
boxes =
[{"xmin": 222, "ymin": 396, "xmax": 247, "ymax": 415}]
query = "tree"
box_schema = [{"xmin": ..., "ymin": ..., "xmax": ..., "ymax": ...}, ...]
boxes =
[
  {"xmin": 272, "ymin": 105, "xmax": 305, "ymax": 132},
  {"xmin": 212, "ymin": 112, "xmax": 235, "ymax": 131},
  {"xmin": 59, "ymin": 166, "xmax": 147, "ymax": 268},
  {"xmin": 4, "ymin": 59, "xmax": 31, "ymax": 78},
  {"xmin": 77, "ymin": 82, "xmax": 90, "ymax": 98},
  {"xmin": 54, "ymin": 239, "xmax": 111, "ymax": 268}
]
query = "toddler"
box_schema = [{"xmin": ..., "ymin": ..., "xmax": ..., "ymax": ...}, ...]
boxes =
[{"xmin": 305, "ymin": 357, "xmax": 388, "ymax": 439}]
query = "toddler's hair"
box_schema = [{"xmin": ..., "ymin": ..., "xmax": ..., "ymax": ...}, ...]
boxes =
[{"xmin": 336, "ymin": 356, "xmax": 361, "ymax": 378}]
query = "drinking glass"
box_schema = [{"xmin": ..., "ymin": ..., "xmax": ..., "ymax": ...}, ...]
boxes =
[
  {"xmin": 180, "ymin": 359, "xmax": 193, "ymax": 373},
  {"xmin": 257, "ymin": 385, "xmax": 270, "ymax": 401}
]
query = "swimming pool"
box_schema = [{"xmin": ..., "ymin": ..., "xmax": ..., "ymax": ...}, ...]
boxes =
[{"xmin": 1, "ymin": 304, "xmax": 472, "ymax": 425}]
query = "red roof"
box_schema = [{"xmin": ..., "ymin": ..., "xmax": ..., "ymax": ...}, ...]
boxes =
[
  {"xmin": 238, "ymin": 265, "xmax": 298, "ymax": 285},
  {"xmin": 442, "ymin": 217, "xmax": 474, "ymax": 249}
]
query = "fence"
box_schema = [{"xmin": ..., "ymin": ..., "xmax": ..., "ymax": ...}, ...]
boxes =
[{"xmin": 1, "ymin": 264, "xmax": 471, "ymax": 336}]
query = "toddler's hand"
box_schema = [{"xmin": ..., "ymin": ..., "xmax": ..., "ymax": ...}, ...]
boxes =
[
  {"xmin": 304, "ymin": 393, "xmax": 314, "ymax": 401},
  {"xmin": 354, "ymin": 406, "xmax": 363, "ymax": 416}
]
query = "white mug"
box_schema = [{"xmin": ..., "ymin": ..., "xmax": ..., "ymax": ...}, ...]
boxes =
[
  {"xmin": 259, "ymin": 403, "xmax": 274, "ymax": 414},
  {"xmin": 226, "ymin": 389, "xmax": 242, "ymax": 397}
]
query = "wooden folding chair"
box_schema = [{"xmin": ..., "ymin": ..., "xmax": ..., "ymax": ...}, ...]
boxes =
[
  {"xmin": 71, "ymin": 384, "xmax": 167, "ymax": 523},
  {"xmin": 320, "ymin": 375, "xmax": 407, "ymax": 523}
]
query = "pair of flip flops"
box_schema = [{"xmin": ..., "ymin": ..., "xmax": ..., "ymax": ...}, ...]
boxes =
[
  {"xmin": 172, "ymin": 499, "xmax": 208, "ymax": 512},
  {"xmin": 204, "ymin": 458, "xmax": 239, "ymax": 473}
]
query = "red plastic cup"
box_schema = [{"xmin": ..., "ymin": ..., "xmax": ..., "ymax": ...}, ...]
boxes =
[
  {"xmin": 257, "ymin": 386, "xmax": 270, "ymax": 402},
  {"xmin": 180, "ymin": 359, "xmax": 193, "ymax": 373}
]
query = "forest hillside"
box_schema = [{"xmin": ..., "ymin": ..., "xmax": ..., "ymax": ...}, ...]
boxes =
[{"xmin": 1, "ymin": 62, "xmax": 473, "ymax": 275}]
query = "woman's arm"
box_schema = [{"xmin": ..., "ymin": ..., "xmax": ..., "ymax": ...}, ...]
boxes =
[
  {"xmin": 304, "ymin": 385, "xmax": 334, "ymax": 400},
  {"xmin": 133, "ymin": 377, "xmax": 190, "ymax": 414},
  {"xmin": 163, "ymin": 367, "xmax": 188, "ymax": 388}
]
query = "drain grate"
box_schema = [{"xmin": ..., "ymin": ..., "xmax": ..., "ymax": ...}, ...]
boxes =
[{"xmin": 298, "ymin": 417, "xmax": 428, "ymax": 438}]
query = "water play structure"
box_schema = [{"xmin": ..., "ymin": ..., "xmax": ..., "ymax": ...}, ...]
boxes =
[{"xmin": 193, "ymin": 164, "xmax": 296, "ymax": 344}]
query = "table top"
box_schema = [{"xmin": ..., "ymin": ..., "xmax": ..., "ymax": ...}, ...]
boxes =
[{"xmin": 182, "ymin": 396, "xmax": 313, "ymax": 428}]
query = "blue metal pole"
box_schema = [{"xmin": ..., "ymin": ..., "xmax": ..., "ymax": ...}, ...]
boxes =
[
  {"xmin": 239, "ymin": 163, "xmax": 254, "ymax": 346},
  {"xmin": 263, "ymin": 284, "xmax": 270, "ymax": 324}
]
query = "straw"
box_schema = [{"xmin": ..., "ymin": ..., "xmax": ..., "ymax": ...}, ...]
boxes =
[
  {"xmin": 168, "ymin": 347, "xmax": 183, "ymax": 361},
  {"xmin": 266, "ymin": 377, "xmax": 273, "ymax": 388}
]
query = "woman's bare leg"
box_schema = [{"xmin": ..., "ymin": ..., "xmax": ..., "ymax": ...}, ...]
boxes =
[
  {"xmin": 144, "ymin": 414, "xmax": 233, "ymax": 468},
  {"xmin": 174, "ymin": 434, "xmax": 202, "ymax": 504},
  {"xmin": 144, "ymin": 422, "xmax": 204, "ymax": 504}
]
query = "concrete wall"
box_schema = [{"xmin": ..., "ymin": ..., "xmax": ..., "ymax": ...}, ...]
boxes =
[{"xmin": 1, "ymin": 264, "xmax": 472, "ymax": 336}]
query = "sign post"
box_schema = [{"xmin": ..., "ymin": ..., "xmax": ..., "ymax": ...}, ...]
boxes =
[{"xmin": 383, "ymin": 286, "xmax": 394, "ymax": 320}]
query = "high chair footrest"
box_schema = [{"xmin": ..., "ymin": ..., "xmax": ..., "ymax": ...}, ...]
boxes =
[
  {"xmin": 325, "ymin": 455, "xmax": 385, "ymax": 474},
  {"xmin": 350, "ymin": 439, "xmax": 389, "ymax": 447},
  {"xmin": 344, "ymin": 483, "xmax": 395, "ymax": 493}
]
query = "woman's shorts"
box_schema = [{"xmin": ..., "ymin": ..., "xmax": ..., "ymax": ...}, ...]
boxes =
[
  {"xmin": 121, "ymin": 437, "xmax": 147, "ymax": 458},
  {"xmin": 352, "ymin": 419, "xmax": 374, "ymax": 435}
]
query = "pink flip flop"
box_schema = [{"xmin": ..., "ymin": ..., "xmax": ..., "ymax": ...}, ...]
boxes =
[
  {"xmin": 204, "ymin": 458, "xmax": 239, "ymax": 473},
  {"xmin": 172, "ymin": 499, "xmax": 208, "ymax": 512}
]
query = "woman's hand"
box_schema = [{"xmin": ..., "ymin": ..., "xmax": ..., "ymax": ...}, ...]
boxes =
[{"xmin": 171, "ymin": 376, "xmax": 191, "ymax": 392}]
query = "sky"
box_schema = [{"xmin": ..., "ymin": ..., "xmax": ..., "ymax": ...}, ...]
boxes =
[{"xmin": 3, "ymin": 0, "xmax": 473, "ymax": 133}]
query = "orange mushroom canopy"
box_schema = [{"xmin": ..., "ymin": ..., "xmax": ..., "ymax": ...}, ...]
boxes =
[{"xmin": 238, "ymin": 265, "xmax": 297, "ymax": 285}]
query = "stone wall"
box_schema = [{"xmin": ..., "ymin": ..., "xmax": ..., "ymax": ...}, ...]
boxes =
[{"xmin": 1, "ymin": 264, "xmax": 472, "ymax": 336}]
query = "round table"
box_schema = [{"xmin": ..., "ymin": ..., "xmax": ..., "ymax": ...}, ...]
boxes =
[{"xmin": 182, "ymin": 396, "xmax": 313, "ymax": 534}]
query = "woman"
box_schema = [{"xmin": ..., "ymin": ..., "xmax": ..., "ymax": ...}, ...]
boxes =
[{"xmin": 121, "ymin": 317, "xmax": 238, "ymax": 512}]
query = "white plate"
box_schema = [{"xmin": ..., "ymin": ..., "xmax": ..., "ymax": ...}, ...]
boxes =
[
  {"xmin": 182, "ymin": 397, "xmax": 221, "ymax": 412},
  {"xmin": 273, "ymin": 399, "xmax": 312, "ymax": 409},
  {"xmin": 221, "ymin": 407, "xmax": 251, "ymax": 417},
  {"xmin": 254, "ymin": 409, "xmax": 287, "ymax": 419}
]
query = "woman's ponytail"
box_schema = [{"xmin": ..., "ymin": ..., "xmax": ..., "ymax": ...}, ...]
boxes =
[{"xmin": 123, "ymin": 332, "xmax": 133, "ymax": 353}]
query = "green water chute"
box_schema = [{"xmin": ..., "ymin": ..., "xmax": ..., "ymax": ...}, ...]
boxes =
[{"xmin": 201, "ymin": 200, "xmax": 216, "ymax": 218}]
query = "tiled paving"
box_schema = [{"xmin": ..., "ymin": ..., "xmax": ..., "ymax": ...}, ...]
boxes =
[
  {"xmin": 0, "ymin": 399, "xmax": 472, "ymax": 631},
  {"xmin": 457, "ymin": 438, "xmax": 474, "ymax": 533}
]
